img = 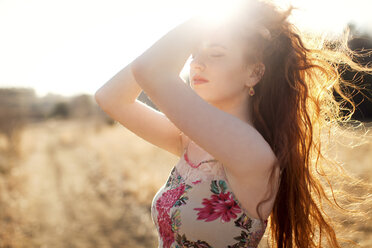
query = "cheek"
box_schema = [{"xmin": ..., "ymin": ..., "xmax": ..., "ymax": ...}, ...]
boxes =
[{"xmin": 215, "ymin": 63, "xmax": 245, "ymax": 90}]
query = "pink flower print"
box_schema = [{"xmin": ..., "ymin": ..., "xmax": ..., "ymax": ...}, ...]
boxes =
[
  {"xmin": 156, "ymin": 184, "xmax": 186, "ymax": 210},
  {"xmin": 155, "ymin": 183, "xmax": 186, "ymax": 248},
  {"xmin": 192, "ymin": 179, "xmax": 202, "ymax": 184},
  {"xmin": 157, "ymin": 211, "xmax": 175, "ymax": 248},
  {"xmin": 194, "ymin": 191, "xmax": 242, "ymax": 223}
]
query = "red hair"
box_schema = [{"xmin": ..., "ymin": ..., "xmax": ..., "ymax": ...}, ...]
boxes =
[{"xmin": 226, "ymin": 0, "xmax": 372, "ymax": 247}]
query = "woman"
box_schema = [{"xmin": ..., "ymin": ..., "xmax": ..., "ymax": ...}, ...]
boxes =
[{"xmin": 95, "ymin": 0, "xmax": 372, "ymax": 247}]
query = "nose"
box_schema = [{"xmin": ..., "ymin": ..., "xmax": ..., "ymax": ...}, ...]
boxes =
[{"xmin": 190, "ymin": 54, "xmax": 205, "ymax": 71}]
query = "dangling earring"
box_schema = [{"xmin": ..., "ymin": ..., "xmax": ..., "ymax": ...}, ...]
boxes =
[{"xmin": 249, "ymin": 86, "xmax": 255, "ymax": 96}]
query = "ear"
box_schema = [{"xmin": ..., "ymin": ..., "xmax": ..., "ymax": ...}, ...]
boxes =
[
  {"xmin": 246, "ymin": 63, "xmax": 265, "ymax": 87},
  {"xmin": 252, "ymin": 63, "xmax": 265, "ymax": 84}
]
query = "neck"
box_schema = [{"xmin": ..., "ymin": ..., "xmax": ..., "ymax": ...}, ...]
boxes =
[{"xmin": 210, "ymin": 91, "xmax": 253, "ymax": 127}]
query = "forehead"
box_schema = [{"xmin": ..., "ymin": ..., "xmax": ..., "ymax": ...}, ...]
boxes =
[{"xmin": 199, "ymin": 25, "xmax": 244, "ymax": 52}]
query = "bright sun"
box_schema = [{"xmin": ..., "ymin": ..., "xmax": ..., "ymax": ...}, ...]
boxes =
[{"xmin": 191, "ymin": 0, "xmax": 247, "ymax": 28}]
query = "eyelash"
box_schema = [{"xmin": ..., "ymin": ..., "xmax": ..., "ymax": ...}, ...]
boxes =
[{"xmin": 191, "ymin": 54, "xmax": 224, "ymax": 59}]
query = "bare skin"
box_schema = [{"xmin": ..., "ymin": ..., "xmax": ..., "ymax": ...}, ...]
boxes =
[
  {"xmin": 96, "ymin": 17, "xmax": 280, "ymax": 220},
  {"xmin": 189, "ymin": 25, "xmax": 258, "ymax": 125}
]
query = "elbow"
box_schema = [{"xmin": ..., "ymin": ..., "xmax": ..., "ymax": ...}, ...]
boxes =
[
  {"xmin": 94, "ymin": 89, "xmax": 108, "ymax": 110},
  {"xmin": 94, "ymin": 87, "xmax": 125, "ymax": 112},
  {"xmin": 130, "ymin": 60, "xmax": 155, "ymax": 87},
  {"xmin": 130, "ymin": 61, "xmax": 145, "ymax": 85},
  {"xmin": 131, "ymin": 58, "xmax": 146, "ymax": 75},
  {"xmin": 94, "ymin": 90, "xmax": 102, "ymax": 105}
]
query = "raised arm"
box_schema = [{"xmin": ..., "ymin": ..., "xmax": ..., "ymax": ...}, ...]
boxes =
[
  {"xmin": 130, "ymin": 17, "xmax": 276, "ymax": 180},
  {"xmin": 95, "ymin": 62, "xmax": 143, "ymax": 107},
  {"xmin": 94, "ymin": 53, "xmax": 186, "ymax": 157}
]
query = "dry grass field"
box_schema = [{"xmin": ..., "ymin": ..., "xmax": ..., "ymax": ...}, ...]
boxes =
[{"xmin": 0, "ymin": 119, "xmax": 371, "ymax": 247}]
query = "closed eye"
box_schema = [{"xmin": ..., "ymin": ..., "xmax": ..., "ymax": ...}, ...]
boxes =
[{"xmin": 190, "ymin": 53, "xmax": 224, "ymax": 59}]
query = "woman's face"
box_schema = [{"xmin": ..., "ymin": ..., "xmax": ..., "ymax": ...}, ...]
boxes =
[{"xmin": 189, "ymin": 25, "xmax": 255, "ymax": 104}]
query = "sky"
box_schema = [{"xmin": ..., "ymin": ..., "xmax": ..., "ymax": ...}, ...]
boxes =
[{"xmin": 0, "ymin": 0, "xmax": 371, "ymax": 98}]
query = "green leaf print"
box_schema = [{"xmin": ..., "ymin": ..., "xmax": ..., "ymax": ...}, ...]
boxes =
[
  {"xmin": 233, "ymin": 230, "xmax": 248, "ymax": 242},
  {"xmin": 171, "ymin": 209, "xmax": 181, "ymax": 232},
  {"xmin": 174, "ymin": 197, "xmax": 187, "ymax": 207},
  {"xmin": 176, "ymin": 233, "xmax": 187, "ymax": 245},
  {"xmin": 175, "ymin": 233, "xmax": 213, "ymax": 248},
  {"xmin": 234, "ymin": 213, "xmax": 253, "ymax": 230},
  {"xmin": 227, "ymin": 231, "xmax": 249, "ymax": 248},
  {"xmin": 165, "ymin": 167, "xmax": 183, "ymax": 188},
  {"xmin": 218, "ymin": 180, "xmax": 227, "ymax": 193},
  {"xmin": 210, "ymin": 180, "xmax": 220, "ymax": 194},
  {"xmin": 210, "ymin": 180, "xmax": 228, "ymax": 194},
  {"xmin": 172, "ymin": 183, "xmax": 193, "ymax": 208}
]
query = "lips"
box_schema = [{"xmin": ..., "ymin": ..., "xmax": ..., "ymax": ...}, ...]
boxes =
[{"xmin": 192, "ymin": 75, "xmax": 209, "ymax": 84}]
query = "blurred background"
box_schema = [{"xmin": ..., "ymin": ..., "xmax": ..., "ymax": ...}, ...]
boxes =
[{"xmin": 0, "ymin": 0, "xmax": 371, "ymax": 247}]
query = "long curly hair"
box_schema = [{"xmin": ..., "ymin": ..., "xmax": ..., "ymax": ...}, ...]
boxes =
[{"xmin": 219, "ymin": 0, "xmax": 372, "ymax": 247}]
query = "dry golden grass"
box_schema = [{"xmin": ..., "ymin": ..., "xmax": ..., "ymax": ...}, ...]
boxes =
[{"xmin": 0, "ymin": 119, "xmax": 371, "ymax": 247}]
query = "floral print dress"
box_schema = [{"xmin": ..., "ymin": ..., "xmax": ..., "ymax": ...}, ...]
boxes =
[{"xmin": 151, "ymin": 134, "xmax": 268, "ymax": 248}]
